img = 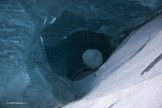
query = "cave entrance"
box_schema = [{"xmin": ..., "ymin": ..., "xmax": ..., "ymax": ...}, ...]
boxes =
[
  {"xmin": 44, "ymin": 30, "xmax": 113, "ymax": 81},
  {"xmin": 43, "ymin": 29, "xmax": 115, "ymax": 100},
  {"xmin": 60, "ymin": 30, "xmax": 113, "ymax": 81}
]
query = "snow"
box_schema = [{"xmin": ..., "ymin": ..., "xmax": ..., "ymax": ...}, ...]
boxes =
[{"xmin": 64, "ymin": 15, "xmax": 162, "ymax": 108}]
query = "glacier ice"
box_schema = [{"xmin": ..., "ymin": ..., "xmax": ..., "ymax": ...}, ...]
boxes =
[
  {"xmin": 0, "ymin": 0, "xmax": 75, "ymax": 108},
  {"xmin": 0, "ymin": 0, "xmax": 162, "ymax": 108},
  {"xmin": 139, "ymin": 0, "xmax": 162, "ymax": 9}
]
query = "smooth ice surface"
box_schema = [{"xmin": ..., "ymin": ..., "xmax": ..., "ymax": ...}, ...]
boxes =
[{"xmin": 64, "ymin": 15, "xmax": 162, "ymax": 108}]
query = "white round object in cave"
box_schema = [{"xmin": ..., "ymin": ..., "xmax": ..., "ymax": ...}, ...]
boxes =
[{"xmin": 82, "ymin": 49, "xmax": 103, "ymax": 69}]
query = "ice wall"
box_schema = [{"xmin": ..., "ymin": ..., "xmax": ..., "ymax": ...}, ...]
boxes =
[
  {"xmin": 0, "ymin": 0, "xmax": 74, "ymax": 108},
  {"xmin": 139, "ymin": 0, "xmax": 162, "ymax": 9},
  {"xmin": 0, "ymin": 0, "xmax": 161, "ymax": 108}
]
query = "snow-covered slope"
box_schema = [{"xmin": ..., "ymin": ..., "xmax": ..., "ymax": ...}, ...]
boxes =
[{"xmin": 64, "ymin": 15, "xmax": 162, "ymax": 108}]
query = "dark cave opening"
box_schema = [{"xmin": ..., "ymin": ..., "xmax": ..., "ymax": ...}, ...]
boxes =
[
  {"xmin": 62, "ymin": 30, "xmax": 113, "ymax": 81},
  {"xmin": 44, "ymin": 30, "xmax": 114, "ymax": 81}
]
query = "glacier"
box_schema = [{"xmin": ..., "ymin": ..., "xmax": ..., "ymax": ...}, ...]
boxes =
[{"xmin": 0, "ymin": 0, "xmax": 162, "ymax": 108}]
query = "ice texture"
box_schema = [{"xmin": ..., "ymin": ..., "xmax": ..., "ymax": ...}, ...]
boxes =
[
  {"xmin": 0, "ymin": 0, "xmax": 74, "ymax": 108},
  {"xmin": 139, "ymin": 0, "xmax": 162, "ymax": 9},
  {"xmin": 0, "ymin": 0, "xmax": 161, "ymax": 108}
]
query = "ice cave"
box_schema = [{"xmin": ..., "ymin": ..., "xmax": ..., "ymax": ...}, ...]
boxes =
[{"xmin": 0, "ymin": 0, "xmax": 162, "ymax": 108}]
